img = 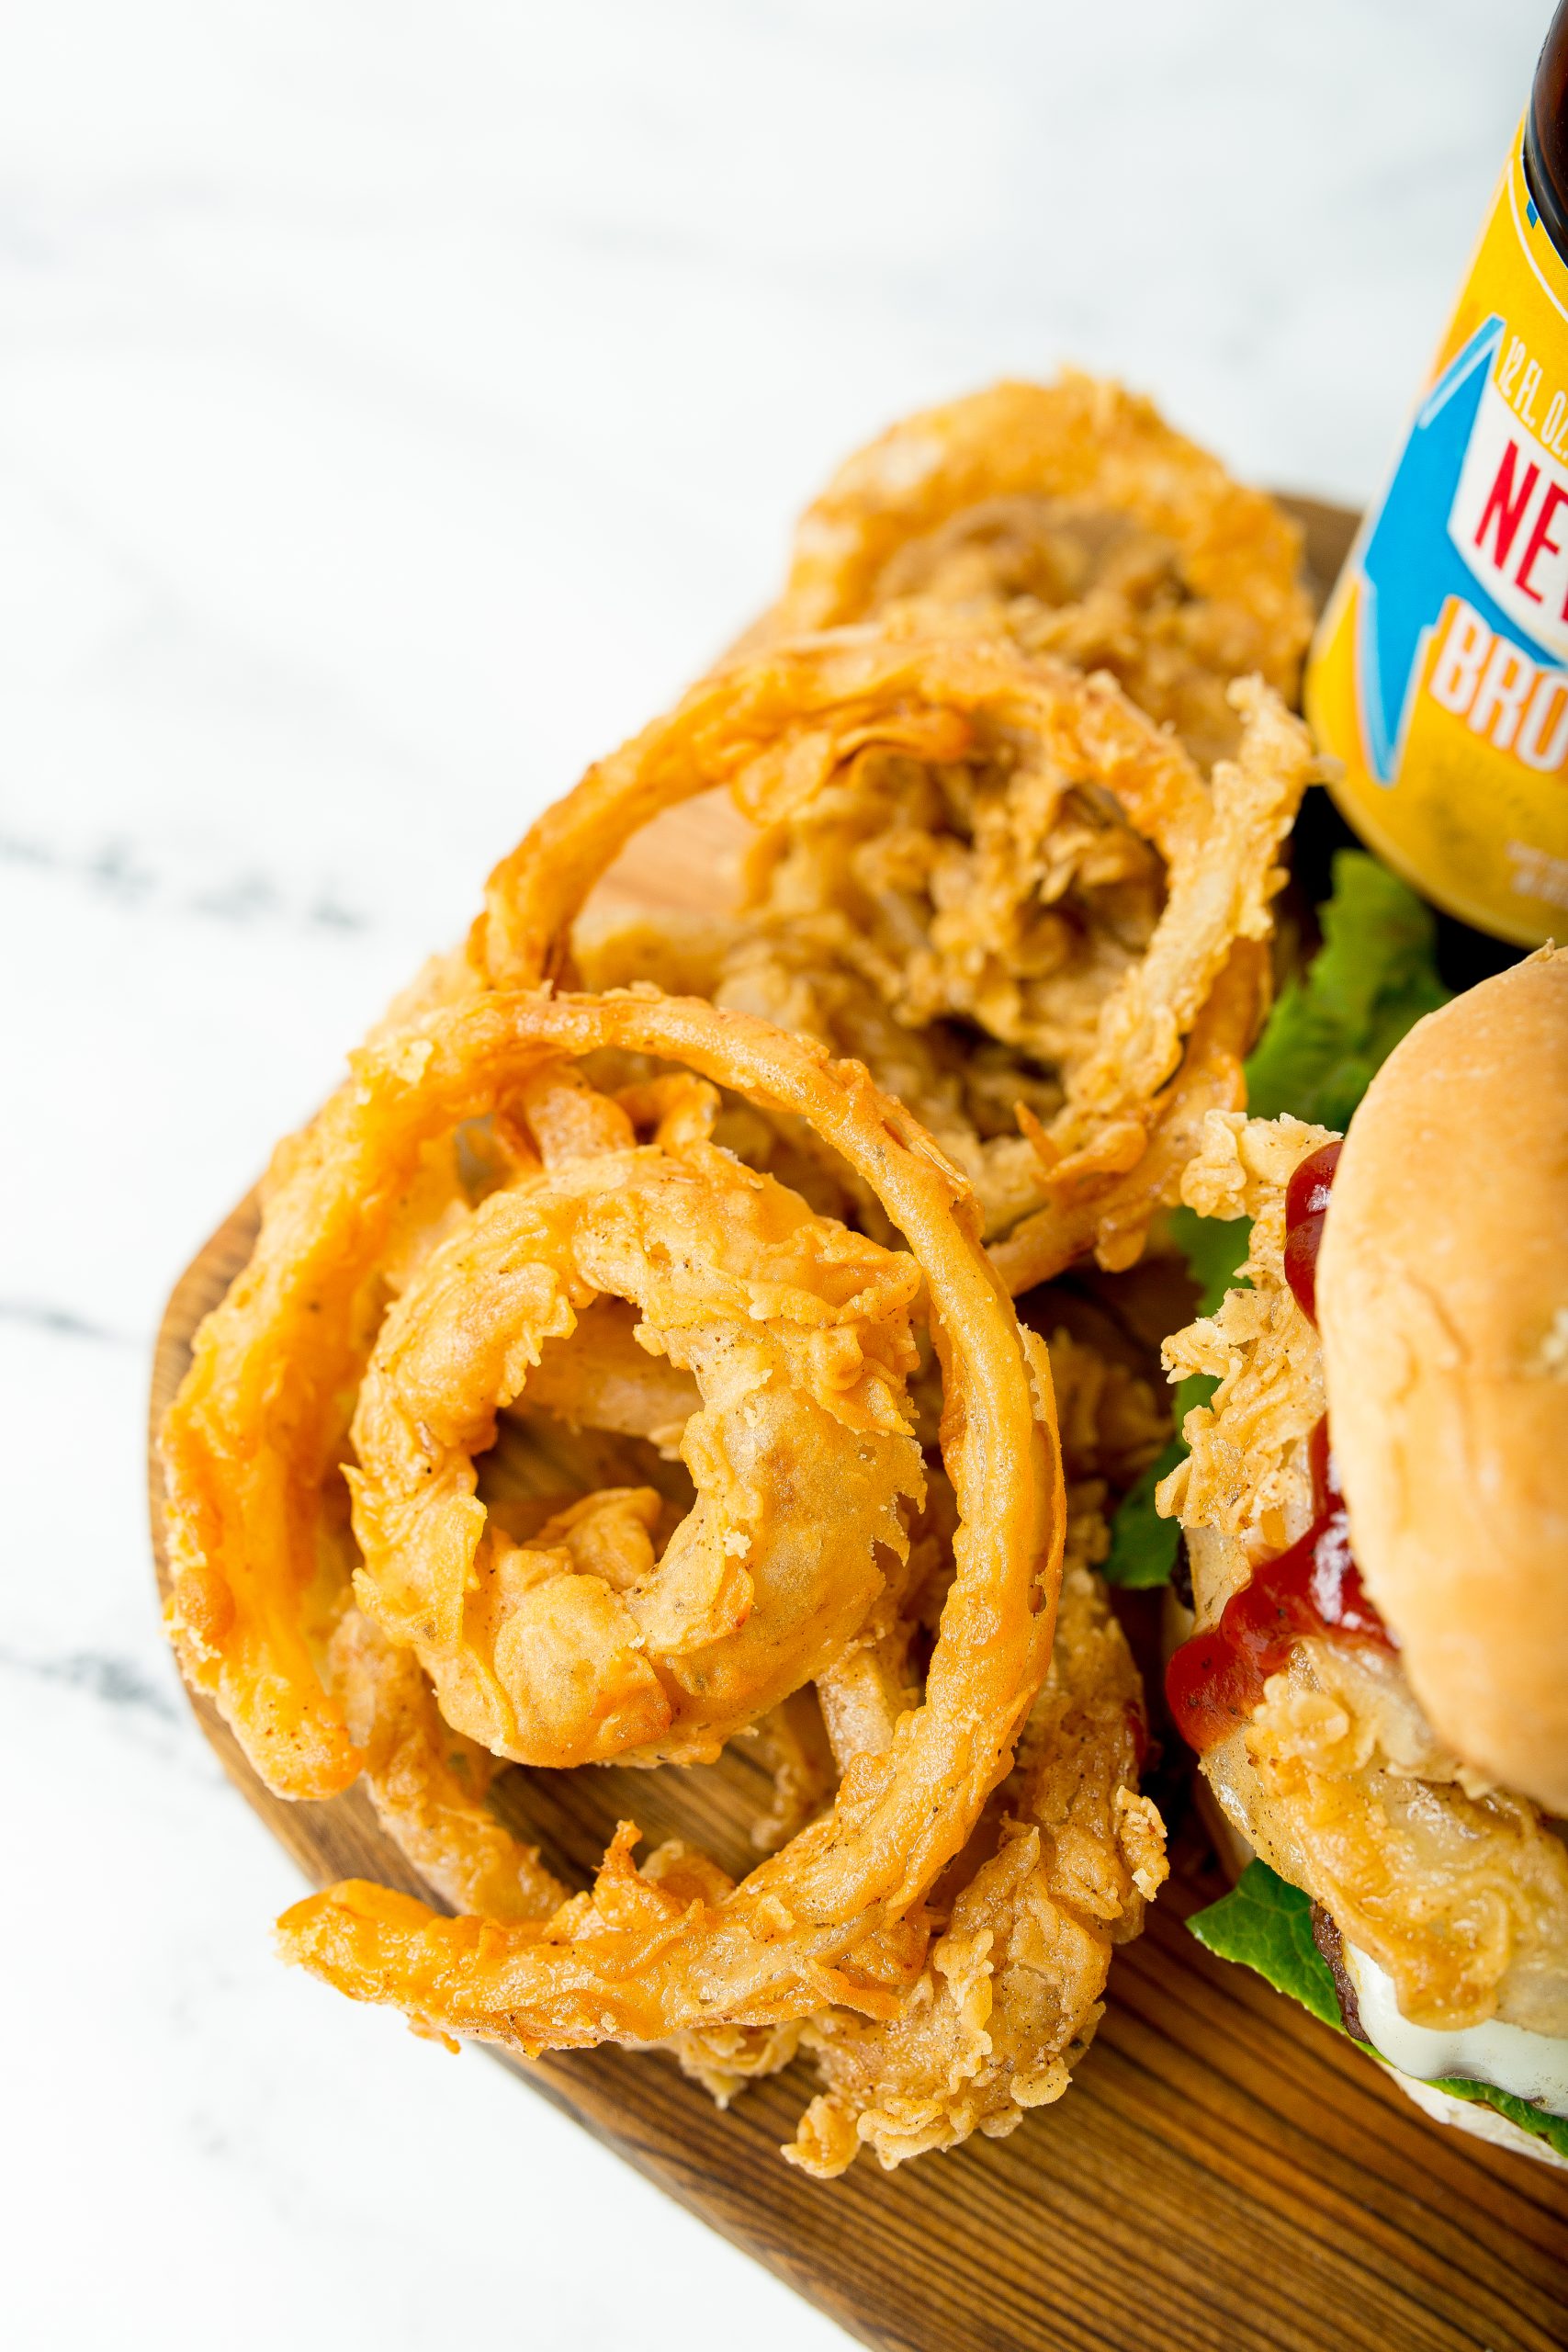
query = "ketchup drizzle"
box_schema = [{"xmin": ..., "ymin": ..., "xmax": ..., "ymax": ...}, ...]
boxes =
[
  {"xmin": 1164, "ymin": 1139, "xmax": 1395, "ymax": 1755},
  {"xmin": 1282, "ymin": 1139, "xmax": 1342, "ymax": 1324}
]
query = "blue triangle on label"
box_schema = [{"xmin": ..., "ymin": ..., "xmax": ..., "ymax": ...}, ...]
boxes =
[{"xmin": 1359, "ymin": 315, "xmax": 1552, "ymax": 780}]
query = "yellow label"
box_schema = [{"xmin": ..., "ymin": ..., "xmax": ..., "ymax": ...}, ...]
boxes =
[{"xmin": 1305, "ymin": 117, "xmax": 1568, "ymax": 943}]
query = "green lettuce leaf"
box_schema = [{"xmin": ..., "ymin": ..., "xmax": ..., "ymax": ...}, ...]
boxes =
[
  {"xmin": 1100, "ymin": 1203, "xmax": 1248, "ymax": 1586},
  {"xmin": 1190, "ymin": 1862, "xmax": 1568, "ymax": 2162},
  {"xmin": 1102, "ymin": 852, "xmax": 1448, "ymax": 1586},
  {"xmin": 1098, "ymin": 1434, "xmax": 1187, "ymax": 1588},
  {"xmin": 1242, "ymin": 850, "xmax": 1450, "ymax": 1131},
  {"xmin": 1424, "ymin": 2075, "xmax": 1568, "ymax": 2161},
  {"xmin": 1188, "ymin": 1860, "xmax": 1343, "ymax": 2029},
  {"xmin": 1098, "ymin": 1435, "xmax": 1190, "ymax": 1588}
]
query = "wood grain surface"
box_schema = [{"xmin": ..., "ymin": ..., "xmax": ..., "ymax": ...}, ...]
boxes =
[{"xmin": 147, "ymin": 497, "xmax": 1568, "ymax": 2352}]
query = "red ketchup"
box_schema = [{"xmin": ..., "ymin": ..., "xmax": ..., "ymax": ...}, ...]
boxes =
[
  {"xmin": 1281, "ymin": 1139, "xmax": 1342, "ymax": 1323},
  {"xmin": 1165, "ymin": 1141, "xmax": 1395, "ymax": 1755}
]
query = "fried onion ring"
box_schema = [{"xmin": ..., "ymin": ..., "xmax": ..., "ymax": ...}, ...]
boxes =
[
  {"xmin": 987, "ymin": 935, "xmax": 1269, "ymax": 1292},
  {"xmin": 757, "ymin": 374, "xmax": 1312, "ymax": 767},
  {"xmin": 165, "ymin": 987, "xmax": 1065, "ymax": 2049},
  {"xmin": 348, "ymin": 1061, "xmax": 924, "ymax": 1770},
  {"xmin": 521, "ymin": 634, "xmax": 1310, "ymax": 1269},
  {"xmin": 325, "ymin": 1604, "xmax": 566, "ymax": 1920},
  {"xmin": 734, "ymin": 673, "xmax": 1308, "ymax": 1168},
  {"xmin": 476, "ymin": 632, "xmax": 1206, "ymax": 1003},
  {"xmin": 688, "ymin": 1332, "xmax": 1169, "ymax": 2174},
  {"xmin": 574, "ymin": 910, "xmax": 1058, "ymax": 1244}
]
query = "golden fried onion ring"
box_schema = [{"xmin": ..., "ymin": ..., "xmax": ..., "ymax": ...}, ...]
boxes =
[
  {"xmin": 164, "ymin": 988, "xmax": 1065, "ymax": 2047},
  {"xmin": 477, "ymin": 631, "xmax": 1206, "ymax": 1001},
  {"xmin": 763, "ymin": 374, "xmax": 1311, "ymax": 724},
  {"xmin": 348, "ymin": 1061, "xmax": 924, "ymax": 1770},
  {"xmin": 321, "ymin": 1615, "xmax": 812, "ymax": 2089},
  {"xmin": 733, "ymin": 1333, "xmax": 1167, "ymax": 2173},
  {"xmin": 479, "ymin": 632, "xmax": 1309, "ymax": 1277},
  {"xmin": 731, "ymin": 675, "xmax": 1310, "ymax": 1182},
  {"xmin": 325, "ymin": 1604, "xmax": 567, "ymax": 1920}
]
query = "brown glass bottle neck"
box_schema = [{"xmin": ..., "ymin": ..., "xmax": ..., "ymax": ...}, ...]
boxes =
[{"xmin": 1528, "ymin": 0, "xmax": 1568, "ymax": 260}]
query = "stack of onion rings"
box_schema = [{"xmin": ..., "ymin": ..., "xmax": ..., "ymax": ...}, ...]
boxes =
[
  {"xmin": 165, "ymin": 990, "xmax": 1066, "ymax": 2053},
  {"xmin": 157, "ymin": 374, "xmax": 1320, "ymax": 2173}
]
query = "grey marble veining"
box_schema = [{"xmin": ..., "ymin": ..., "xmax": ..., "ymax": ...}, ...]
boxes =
[{"xmin": 1, "ymin": 4, "xmax": 1549, "ymax": 2345}]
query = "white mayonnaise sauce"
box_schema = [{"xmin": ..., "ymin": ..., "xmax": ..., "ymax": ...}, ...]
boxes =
[{"xmin": 1345, "ymin": 1943, "xmax": 1568, "ymax": 2118}]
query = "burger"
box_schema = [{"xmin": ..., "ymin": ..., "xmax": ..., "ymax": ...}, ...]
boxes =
[{"xmin": 1156, "ymin": 944, "xmax": 1568, "ymax": 2166}]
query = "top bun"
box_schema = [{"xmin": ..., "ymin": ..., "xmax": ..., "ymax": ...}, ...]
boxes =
[{"xmin": 1316, "ymin": 948, "xmax": 1568, "ymax": 1813}]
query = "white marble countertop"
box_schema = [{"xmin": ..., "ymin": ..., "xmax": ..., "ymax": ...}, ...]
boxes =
[{"xmin": 2, "ymin": 4, "xmax": 1548, "ymax": 2345}]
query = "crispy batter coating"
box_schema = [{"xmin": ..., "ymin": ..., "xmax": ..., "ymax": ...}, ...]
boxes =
[
  {"xmin": 987, "ymin": 939, "xmax": 1268, "ymax": 1292},
  {"xmin": 583, "ymin": 919, "xmax": 1267, "ymax": 1295},
  {"xmin": 325, "ymin": 1605, "xmax": 566, "ymax": 1919},
  {"xmin": 479, "ymin": 634, "xmax": 1204, "ymax": 997},
  {"xmin": 759, "ymin": 375, "xmax": 1313, "ymax": 768},
  {"xmin": 319, "ymin": 1627, "xmax": 816, "ymax": 2092},
  {"xmin": 165, "ymin": 983, "xmax": 1057, "ymax": 1749},
  {"xmin": 784, "ymin": 1555, "xmax": 1164, "ymax": 2176},
  {"xmin": 165, "ymin": 986, "xmax": 1067, "ymax": 2048},
  {"xmin": 153, "ymin": 381, "xmax": 1250, "ymax": 2165},
  {"xmin": 152, "ymin": 377, "xmax": 1264, "ymax": 2169},
  {"xmin": 576, "ymin": 911, "xmax": 1055, "ymax": 1243},
  {"xmin": 514, "ymin": 1293, "xmax": 702, "ymax": 1445},
  {"xmin": 1044, "ymin": 1325, "xmax": 1169, "ymax": 1497},
  {"xmin": 537, "ymin": 635, "xmax": 1311, "ymax": 1276},
  {"xmin": 707, "ymin": 1330, "xmax": 1166, "ymax": 2173},
  {"xmin": 737, "ymin": 707, "xmax": 1174, "ymax": 1089},
  {"xmin": 739, "ymin": 1686, "xmax": 839, "ymax": 1855},
  {"xmin": 730, "ymin": 672, "xmax": 1305, "ymax": 1140},
  {"xmin": 313, "ymin": 1302, "xmax": 1166, "ymax": 2163},
  {"xmin": 1157, "ymin": 1112, "xmax": 1568, "ymax": 2037},
  {"xmin": 1156, "ymin": 1112, "xmax": 1333, "ymax": 1579},
  {"xmin": 1242, "ymin": 1645, "xmax": 1568, "ymax": 2038},
  {"xmin": 349, "ymin": 1063, "xmax": 924, "ymax": 1770}
]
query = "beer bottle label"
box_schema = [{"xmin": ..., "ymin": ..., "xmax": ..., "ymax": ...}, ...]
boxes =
[{"xmin": 1307, "ymin": 117, "xmax": 1568, "ymax": 943}]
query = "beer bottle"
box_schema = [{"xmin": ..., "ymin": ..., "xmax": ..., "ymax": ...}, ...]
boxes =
[{"xmin": 1306, "ymin": 5, "xmax": 1568, "ymax": 949}]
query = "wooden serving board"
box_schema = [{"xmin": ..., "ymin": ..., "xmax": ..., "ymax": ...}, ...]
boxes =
[{"xmin": 147, "ymin": 498, "xmax": 1568, "ymax": 2352}]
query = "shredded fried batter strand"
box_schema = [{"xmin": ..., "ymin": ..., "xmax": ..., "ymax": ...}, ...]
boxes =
[{"xmin": 326, "ymin": 1605, "xmax": 566, "ymax": 1920}]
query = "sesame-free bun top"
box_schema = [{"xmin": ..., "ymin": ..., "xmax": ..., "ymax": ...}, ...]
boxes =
[{"xmin": 1316, "ymin": 947, "xmax": 1568, "ymax": 1813}]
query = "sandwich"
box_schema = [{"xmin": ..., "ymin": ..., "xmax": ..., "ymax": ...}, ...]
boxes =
[{"xmin": 1154, "ymin": 938, "xmax": 1568, "ymax": 2165}]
